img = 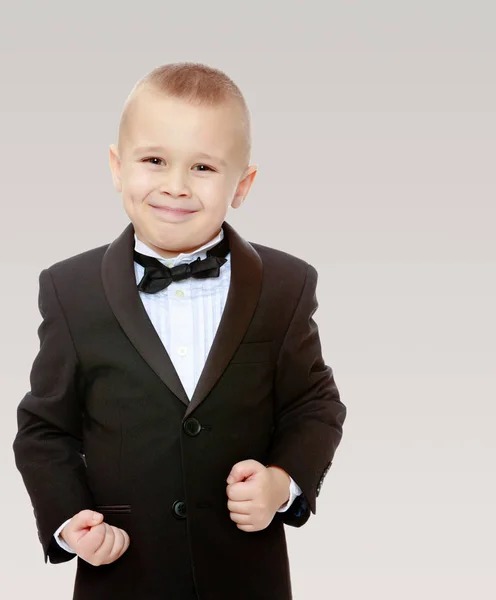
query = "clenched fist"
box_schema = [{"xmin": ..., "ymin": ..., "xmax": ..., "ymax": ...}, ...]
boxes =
[{"xmin": 60, "ymin": 509, "xmax": 130, "ymax": 566}]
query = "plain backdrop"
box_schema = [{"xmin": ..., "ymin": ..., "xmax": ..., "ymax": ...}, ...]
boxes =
[{"xmin": 1, "ymin": 1, "xmax": 495, "ymax": 598}]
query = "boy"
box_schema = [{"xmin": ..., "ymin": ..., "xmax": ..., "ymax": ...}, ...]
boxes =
[{"xmin": 13, "ymin": 62, "xmax": 346, "ymax": 600}]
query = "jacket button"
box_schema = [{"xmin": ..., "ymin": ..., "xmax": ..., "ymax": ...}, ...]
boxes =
[
  {"xmin": 172, "ymin": 500, "xmax": 187, "ymax": 519},
  {"xmin": 183, "ymin": 418, "xmax": 202, "ymax": 436}
]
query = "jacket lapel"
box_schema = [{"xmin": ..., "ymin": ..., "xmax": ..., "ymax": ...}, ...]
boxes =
[{"xmin": 101, "ymin": 220, "xmax": 263, "ymax": 416}]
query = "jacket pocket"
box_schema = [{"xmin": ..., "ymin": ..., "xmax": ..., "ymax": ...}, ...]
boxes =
[{"xmin": 95, "ymin": 504, "xmax": 132, "ymax": 514}]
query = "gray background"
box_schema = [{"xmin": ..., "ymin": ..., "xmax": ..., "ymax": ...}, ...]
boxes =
[{"xmin": 2, "ymin": 1, "xmax": 495, "ymax": 598}]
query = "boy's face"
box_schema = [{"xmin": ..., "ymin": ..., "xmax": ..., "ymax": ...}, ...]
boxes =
[{"xmin": 109, "ymin": 88, "xmax": 257, "ymax": 258}]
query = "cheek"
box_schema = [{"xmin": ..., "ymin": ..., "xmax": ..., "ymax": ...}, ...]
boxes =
[
  {"xmin": 198, "ymin": 180, "xmax": 219, "ymax": 200},
  {"xmin": 123, "ymin": 168, "xmax": 155, "ymax": 197},
  {"xmin": 198, "ymin": 176, "xmax": 231, "ymax": 201}
]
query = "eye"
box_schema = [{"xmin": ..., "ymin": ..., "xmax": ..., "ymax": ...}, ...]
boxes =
[
  {"xmin": 141, "ymin": 158, "xmax": 215, "ymax": 172},
  {"xmin": 143, "ymin": 157, "xmax": 164, "ymax": 166}
]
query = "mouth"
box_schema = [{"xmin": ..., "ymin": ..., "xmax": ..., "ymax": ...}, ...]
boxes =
[
  {"xmin": 149, "ymin": 204, "xmax": 198, "ymax": 221},
  {"xmin": 150, "ymin": 205, "xmax": 197, "ymax": 215}
]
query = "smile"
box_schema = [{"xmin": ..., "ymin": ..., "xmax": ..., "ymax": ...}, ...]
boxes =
[{"xmin": 150, "ymin": 205, "xmax": 197, "ymax": 221}]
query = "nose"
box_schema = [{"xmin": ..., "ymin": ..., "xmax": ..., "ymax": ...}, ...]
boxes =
[{"xmin": 159, "ymin": 166, "xmax": 190, "ymax": 198}]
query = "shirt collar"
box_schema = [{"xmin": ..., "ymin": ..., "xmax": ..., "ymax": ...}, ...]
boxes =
[{"xmin": 133, "ymin": 227, "xmax": 225, "ymax": 267}]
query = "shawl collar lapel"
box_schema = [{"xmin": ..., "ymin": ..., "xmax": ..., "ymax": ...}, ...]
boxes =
[{"xmin": 101, "ymin": 220, "xmax": 263, "ymax": 417}]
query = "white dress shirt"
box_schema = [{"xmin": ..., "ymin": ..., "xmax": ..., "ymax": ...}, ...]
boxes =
[{"xmin": 54, "ymin": 227, "xmax": 302, "ymax": 553}]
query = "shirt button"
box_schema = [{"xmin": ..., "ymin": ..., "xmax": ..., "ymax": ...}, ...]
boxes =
[
  {"xmin": 175, "ymin": 289, "xmax": 184, "ymax": 297},
  {"xmin": 178, "ymin": 346, "xmax": 187, "ymax": 356},
  {"xmin": 166, "ymin": 261, "xmax": 173, "ymax": 268}
]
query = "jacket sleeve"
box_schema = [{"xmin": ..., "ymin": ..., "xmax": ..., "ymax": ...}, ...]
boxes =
[
  {"xmin": 268, "ymin": 262, "xmax": 347, "ymax": 527},
  {"xmin": 12, "ymin": 268, "xmax": 95, "ymax": 564}
]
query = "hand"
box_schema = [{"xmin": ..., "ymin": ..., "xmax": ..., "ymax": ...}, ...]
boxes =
[
  {"xmin": 60, "ymin": 509, "xmax": 130, "ymax": 566},
  {"xmin": 226, "ymin": 459, "xmax": 291, "ymax": 532}
]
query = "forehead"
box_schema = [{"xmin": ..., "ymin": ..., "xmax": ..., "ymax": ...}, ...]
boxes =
[{"xmin": 122, "ymin": 89, "xmax": 243, "ymax": 159}]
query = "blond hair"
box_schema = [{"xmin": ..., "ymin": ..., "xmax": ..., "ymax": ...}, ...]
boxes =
[{"xmin": 118, "ymin": 62, "xmax": 251, "ymax": 167}]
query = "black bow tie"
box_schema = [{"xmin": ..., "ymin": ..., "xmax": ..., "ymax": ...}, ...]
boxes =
[{"xmin": 133, "ymin": 231, "xmax": 230, "ymax": 294}]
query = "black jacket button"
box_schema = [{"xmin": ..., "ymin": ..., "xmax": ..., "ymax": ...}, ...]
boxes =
[
  {"xmin": 183, "ymin": 418, "xmax": 202, "ymax": 436},
  {"xmin": 172, "ymin": 500, "xmax": 186, "ymax": 519}
]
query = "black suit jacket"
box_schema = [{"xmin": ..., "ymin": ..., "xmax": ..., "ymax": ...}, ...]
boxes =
[{"xmin": 13, "ymin": 220, "xmax": 346, "ymax": 600}]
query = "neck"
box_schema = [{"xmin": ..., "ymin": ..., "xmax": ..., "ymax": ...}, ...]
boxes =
[{"xmin": 136, "ymin": 229, "xmax": 222, "ymax": 259}]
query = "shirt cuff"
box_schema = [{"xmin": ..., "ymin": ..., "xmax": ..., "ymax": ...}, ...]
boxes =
[
  {"xmin": 53, "ymin": 518, "xmax": 77, "ymax": 554},
  {"xmin": 276, "ymin": 476, "xmax": 302, "ymax": 513}
]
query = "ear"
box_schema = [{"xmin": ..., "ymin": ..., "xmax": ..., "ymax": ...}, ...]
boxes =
[
  {"xmin": 231, "ymin": 165, "xmax": 258, "ymax": 209},
  {"xmin": 109, "ymin": 144, "xmax": 122, "ymax": 192}
]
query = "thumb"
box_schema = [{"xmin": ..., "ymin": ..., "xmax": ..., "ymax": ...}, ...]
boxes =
[
  {"xmin": 226, "ymin": 459, "xmax": 261, "ymax": 484},
  {"xmin": 73, "ymin": 509, "xmax": 103, "ymax": 531}
]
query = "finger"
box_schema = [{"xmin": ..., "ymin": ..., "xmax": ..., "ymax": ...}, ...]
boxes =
[
  {"xmin": 73, "ymin": 521, "xmax": 107, "ymax": 556},
  {"xmin": 119, "ymin": 528, "xmax": 131, "ymax": 553},
  {"xmin": 237, "ymin": 523, "xmax": 255, "ymax": 532},
  {"xmin": 72, "ymin": 509, "xmax": 103, "ymax": 532},
  {"xmin": 92, "ymin": 524, "xmax": 116, "ymax": 564},
  {"xmin": 111, "ymin": 526, "xmax": 130, "ymax": 558},
  {"xmin": 227, "ymin": 499, "xmax": 251, "ymax": 514},
  {"xmin": 107, "ymin": 526, "xmax": 126, "ymax": 561},
  {"xmin": 226, "ymin": 480, "xmax": 254, "ymax": 501},
  {"xmin": 229, "ymin": 511, "xmax": 251, "ymax": 525}
]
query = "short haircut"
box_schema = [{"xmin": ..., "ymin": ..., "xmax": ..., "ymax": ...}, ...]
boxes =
[{"xmin": 118, "ymin": 62, "xmax": 251, "ymax": 168}]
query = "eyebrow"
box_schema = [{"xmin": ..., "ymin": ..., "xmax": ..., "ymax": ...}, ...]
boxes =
[{"xmin": 133, "ymin": 146, "xmax": 227, "ymax": 167}]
